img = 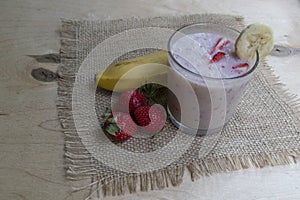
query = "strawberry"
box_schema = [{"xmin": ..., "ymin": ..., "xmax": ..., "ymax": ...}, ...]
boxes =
[
  {"xmin": 231, "ymin": 63, "xmax": 249, "ymax": 69},
  {"xmin": 210, "ymin": 37, "xmax": 231, "ymax": 55},
  {"xmin": 133, "ymin": 105, "xmax": 166, "ymax": 134},
  {"xmin": 210, "ymin": 52, "xmax": 226, "ymax": 63},
  {"xmin": 231, "ymin": 63, "xmax": 249, "ymax": 73},
  {"xmin": 117, "ymin": 89, "xmax": 146, "ymax": 114},
  {"xmin": 102, "ymin": 111, "xmax": 137, "ymax": 142}
]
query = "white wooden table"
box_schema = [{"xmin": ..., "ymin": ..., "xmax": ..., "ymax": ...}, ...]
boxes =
[{"xmin": 1, "ymin": 0, "xmax": 300, "ymax": 199}]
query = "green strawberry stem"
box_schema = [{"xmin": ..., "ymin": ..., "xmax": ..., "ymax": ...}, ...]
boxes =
[
  {"xmin": 139, "ymin": 83, "xmax": 165, "ymax": 105},
  {"xmin": 107, "ymin": 116, "xmax": 118, "ymax": 123},
  {"xmin": 106, "ymin": 123, "xmax": 121, "ymax": 136},
  {"xmin": 101, "ymin": 107, "xmax": 111, "ymax": 121}
]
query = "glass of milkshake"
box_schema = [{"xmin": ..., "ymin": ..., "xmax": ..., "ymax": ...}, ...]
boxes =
[{"xmin": 167, "ymin": 23, "xmax": 259, "ymax": 135}]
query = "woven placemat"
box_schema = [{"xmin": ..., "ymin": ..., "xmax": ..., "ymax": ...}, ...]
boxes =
[{"xmin": 57, "ymin": 14, "xmax": 300, "ymax": 199}]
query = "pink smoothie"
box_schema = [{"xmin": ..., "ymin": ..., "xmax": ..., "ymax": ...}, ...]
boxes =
[{"xmin": 167, "ymin": 32, "xmax": 256, "ymax": 134}]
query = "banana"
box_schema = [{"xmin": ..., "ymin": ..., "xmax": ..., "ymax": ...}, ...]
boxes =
[
  {"xmin": 235, "ymin": 23, "xmax": 274, "ymax": 61},
  {"xmin": 96, "ymin": 50, "xmax": 169, "ymax": 92}
]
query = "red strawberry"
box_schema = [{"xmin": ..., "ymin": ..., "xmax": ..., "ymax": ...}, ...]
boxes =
[
  {"xmin": 134, "ymin": 105, "xmax": 166, "ymax": 134},
  {"xmin": 102, "ymin": 111, "xmax": 137, "ymax": 142},
  {"xmin": 231, "ymin": 63, "xmax": 249, "ymax": 73},
  {"xmin": 114, "ymin": 131, "xmax": 132, "ymax": 142},
  {"xmin": 232, "ymin": 63, "xmax": 249, "ymax": 69},
  {"xmin": 210, "ymin": 52, "xmax": 226, "ymax": 63},
  {"xmin": 117, "ymin": 90, "xmax": 146, "ymax": 114},
  {"xmin": 210, "ymin": 37, "xmax": 231, "ymax": 55}
]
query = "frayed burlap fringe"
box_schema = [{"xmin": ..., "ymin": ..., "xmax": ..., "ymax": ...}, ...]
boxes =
[
  {"xmin": 188, "ymin": 150, "xmax": 300, "ymax": 181},
  {"xmin": 57, "ymin": 14, "xmax": 300, "ymax": 199},
  {"xmin": 259, "ymin": 59, "xmax": 300, "ymax": 127}
]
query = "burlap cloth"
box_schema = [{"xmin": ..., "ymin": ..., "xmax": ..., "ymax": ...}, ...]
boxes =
[{"xmin": 57, "ymin": 14, "xmax": 300, "ymax": 199}]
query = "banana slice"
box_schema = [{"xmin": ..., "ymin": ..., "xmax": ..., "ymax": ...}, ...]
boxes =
[{"xmin": 235, "ymin": 23, "xmax": 274, "ymax": 60}]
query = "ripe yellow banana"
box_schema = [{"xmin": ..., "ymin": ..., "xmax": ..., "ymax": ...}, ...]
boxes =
[
  {"xmin": 235, "ymin": 23, "xmax": 274, "ymax": 61},
  {"xmin": 96, "ymin": 50, "xmax": 169, "ymax": 92}
]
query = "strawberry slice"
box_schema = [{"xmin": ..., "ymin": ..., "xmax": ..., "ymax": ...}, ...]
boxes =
[
  {"xmin": 210, "ymin": 38, "xmax": 223, "ymax": 55},
  {"xmin": 210, "ymin": 38, "xmax": 231, "ymax": 55},
  {"xmin": 219, "ymin": 40, "xmax": 230, "ymax": 50},
  {"xmin": 231, "ymin": 63, "xmax": 249, "ymax": 73},
  {"xmin": 210, "ymin": 52, "xmax": 226, "ymax": 63}
]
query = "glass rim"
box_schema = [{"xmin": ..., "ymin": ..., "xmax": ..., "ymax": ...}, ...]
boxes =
[{"xmin": 167, "ymin": 22, "xmax": 259, "ymax": 80}]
